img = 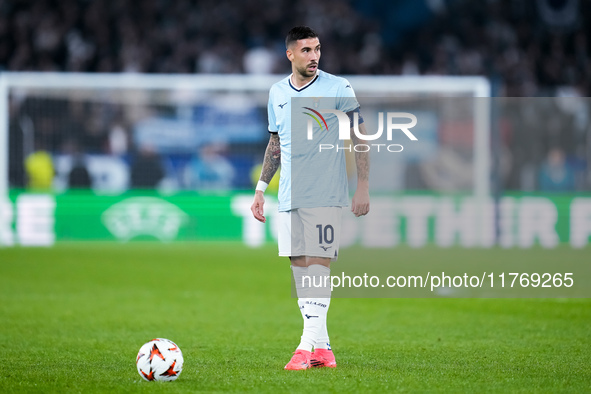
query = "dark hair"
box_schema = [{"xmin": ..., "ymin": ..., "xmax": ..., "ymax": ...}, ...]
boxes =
[{"xmin": 285, "ymin": 26, "xmax": 318, "ymax": 48}]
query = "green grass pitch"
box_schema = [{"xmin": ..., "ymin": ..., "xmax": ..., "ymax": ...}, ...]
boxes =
[{"xmin": 0, "ymin": 243, "xmax": 590, "ymax": 393}]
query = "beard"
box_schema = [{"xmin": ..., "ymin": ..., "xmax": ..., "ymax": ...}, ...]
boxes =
[{"xmin": 295, "ymin": 63, "xmax": 317, "ymax": 78}]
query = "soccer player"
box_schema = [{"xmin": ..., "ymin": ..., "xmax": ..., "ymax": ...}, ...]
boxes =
[{"xmin": 250, "ymin": 26, "xmax": 369, "ymax": 370}]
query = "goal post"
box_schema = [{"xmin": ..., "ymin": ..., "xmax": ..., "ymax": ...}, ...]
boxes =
[
  {"xmin": 0, "ymin": 72, "xmax": 491, "ymax": 246},
  {"xmin": 0, "ymin": 74, "xmax": 10, "ymax": 245}
]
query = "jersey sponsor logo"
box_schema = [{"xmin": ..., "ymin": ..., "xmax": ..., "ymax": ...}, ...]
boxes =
[
  {"xmin": 320, "ymin": 245, "xmax": 332, "ymax": 251},
  {"xmin": 305, "ymin": 314, "xmax": 318, "ymax": 319},
  {"xmin": 278, "ymin": 102, "xmax": 288, "ymax": 108}
]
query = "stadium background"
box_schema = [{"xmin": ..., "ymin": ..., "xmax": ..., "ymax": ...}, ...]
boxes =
[
  {"xmin": 1, "ymin": 0, "xmax": 590, "ymax": 392},
  {"xmin": 1, "ymin": 0, "xmax": 590, "ymax": 246}
]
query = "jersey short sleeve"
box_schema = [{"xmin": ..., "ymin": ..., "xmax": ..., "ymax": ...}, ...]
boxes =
[
  {"xmin": 267, "ymin": 86, "xmax": 278, "ymax": 132},
  {"xmin": 336, "ymin": 78, "xmax": 360, "ymax": 114}
]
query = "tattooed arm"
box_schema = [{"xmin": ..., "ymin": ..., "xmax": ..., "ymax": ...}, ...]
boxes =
[
  {"xmin": 259, "ymin": 133, "xmax": 281, "ymax": 184},
  {"xmin": 251, "ymin": 133, "xmax": 281, "ymax": 223},
  {"xmin": 350, "ymin": 117, "xmax": 370, "ymax": 217}
]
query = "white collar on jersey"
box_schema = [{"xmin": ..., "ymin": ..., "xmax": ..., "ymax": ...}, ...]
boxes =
[{"xmin": 289, "ymin": 69, "xmax": 320, "ymax": 92}]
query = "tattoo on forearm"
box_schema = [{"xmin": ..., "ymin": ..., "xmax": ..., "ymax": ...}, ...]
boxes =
[
  {"xmin": 260, "ymin": 134, "xmax": 281, "ymax": 183},
  {"xmin": 351, "ymin": 121, "xmax": 370, "ymax": 182}
]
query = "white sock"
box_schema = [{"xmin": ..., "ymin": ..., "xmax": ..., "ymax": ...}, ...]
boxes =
[
  {"xmin": 301, "ymin": 264, "xmax": 332, "ymax": 352},
  {"xmin": 297, "ymin": 304, "xmax": 319, "ymax": 352},
  {"xmin": 292, "ymin": 266, "xmax": 315, "ymax": 351},
  {"xmin": 291, "ymin": 266, "xmax": 308, "ymax": 320},
  {"xmin": 314, "ymin": 297, "xmax": 332, "ymax": 350}
]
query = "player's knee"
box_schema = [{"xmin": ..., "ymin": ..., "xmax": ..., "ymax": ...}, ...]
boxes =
[
  {"xmin": 306, "ymin": 256, "xmax": 331, "ymax": 268},
  {"xmin": 290, "ymin": 256, "xmax": 307, "ymax": 267}
]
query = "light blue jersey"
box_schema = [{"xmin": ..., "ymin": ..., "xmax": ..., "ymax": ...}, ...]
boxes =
[{"xmin": 268, "ymin": 70, "xmax": 359, "ymax": 212}]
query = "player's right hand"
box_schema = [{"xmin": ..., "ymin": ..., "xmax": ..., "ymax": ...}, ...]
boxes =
[{"xmin": 251, "ymin": 191, "xmax": 266, "ymax": 223}]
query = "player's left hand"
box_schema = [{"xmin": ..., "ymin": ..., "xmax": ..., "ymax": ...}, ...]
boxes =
[
  {"xmin": 251, "ymin": 191, "xmax": 266, "ymax": 223},
  {"xmin": 351, "ymin": 189, "xmax": 370, "ymax": 217}
]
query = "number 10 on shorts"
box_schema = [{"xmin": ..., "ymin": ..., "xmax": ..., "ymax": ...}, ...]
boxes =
[{"xmin": 316, "ymin": 224, "xmax": 334, "ymax": 244}]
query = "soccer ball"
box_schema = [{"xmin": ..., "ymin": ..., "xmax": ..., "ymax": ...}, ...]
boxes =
[{"xmin": 136, "ymin": 338, "xmax": 184, "ymax": 382}]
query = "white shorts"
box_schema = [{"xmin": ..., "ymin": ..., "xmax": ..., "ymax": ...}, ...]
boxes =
[{"xmin": 277, "ymin": 207, "xmax": 342, "ymax": 260}]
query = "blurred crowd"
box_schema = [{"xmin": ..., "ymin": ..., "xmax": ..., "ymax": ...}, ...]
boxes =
[
  {"xmin": 1, "ymin": 0, "xmax": 589, "ymax": 96},
  {"xmin": 3, "ymin": 0, "xmax": 590, "ymax": 192}
]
